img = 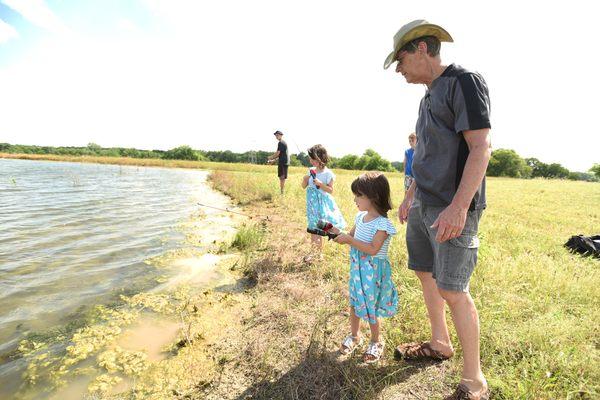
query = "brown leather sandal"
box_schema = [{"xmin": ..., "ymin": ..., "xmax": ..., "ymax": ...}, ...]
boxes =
[
  {"xmin": 394, "ymin": 341, "xmax": 453, "ymax": 361},
  {"xmin": 443, "ymin": 383, "xmax": 490, "ymax": 400}
]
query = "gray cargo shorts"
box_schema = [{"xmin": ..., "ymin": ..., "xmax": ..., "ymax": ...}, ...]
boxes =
[{"xmin": 406, "ymin": 199, "xmax": 483, "ymax": 292}]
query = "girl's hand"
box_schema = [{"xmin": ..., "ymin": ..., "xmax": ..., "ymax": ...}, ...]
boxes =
[
  {"xmin": 313, "ymin": 178, "xmax": 323, "ymax": 188},
  {"xmin": 333, "ymin": 233, "xmax": 352, "ymax": 245}
]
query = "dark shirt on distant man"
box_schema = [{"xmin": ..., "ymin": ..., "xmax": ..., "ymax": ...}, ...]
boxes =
[{"xmin": 277, "ymin": 140, "xmax": 290, "ymax": 166}]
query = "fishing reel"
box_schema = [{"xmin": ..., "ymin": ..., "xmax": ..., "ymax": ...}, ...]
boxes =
[
  {"xmin": 306, "ymin": 219, "xmax": 339, "ymax": 240},
  {"xmin": 308, "ymin": 168, "xmax": 322, "ymax": 189}
]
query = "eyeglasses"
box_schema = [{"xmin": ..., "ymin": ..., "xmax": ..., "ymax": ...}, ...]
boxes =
[
  {"xmin": 395, "ymin": 51, "xmax": 409, "ymax": 67},
  {"xmin": 395, "ymin": 42, "xmax": 419, "ymax": 66}
]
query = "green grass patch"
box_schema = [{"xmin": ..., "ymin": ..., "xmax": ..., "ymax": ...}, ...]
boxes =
[{"xmin": 230, "ymin": 223, "xmax": 265, "ymax": 252}]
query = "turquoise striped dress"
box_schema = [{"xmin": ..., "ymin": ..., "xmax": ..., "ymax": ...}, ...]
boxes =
[{"xmin": 349, "ymin": 212, "xmax": 398, "ymax": 324}]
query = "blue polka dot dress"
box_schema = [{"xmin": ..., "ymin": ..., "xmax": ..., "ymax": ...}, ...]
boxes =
[
  {"xmin": 349, "ymin": 212, "xmax": 398, "ymax": 324},
  {"xmin": 305, "ymin": 168, "xmax": 346, "ymax": 230}
]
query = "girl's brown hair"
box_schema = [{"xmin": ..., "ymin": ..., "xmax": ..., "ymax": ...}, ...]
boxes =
[
  {"xmin": 351, "ymin": 172, "xmax": 393, "ymax": 217},
  {"xmin": 307, "ymin": 144, "xmax": 329, "ymax": 167}
]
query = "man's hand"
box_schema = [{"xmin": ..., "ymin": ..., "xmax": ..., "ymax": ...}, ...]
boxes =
[
  {"xmin": 267, "ymin": 159, "xmax": 275, "ymax": 164},
  {"xmin": 333, "ymin": 233, "xmax": 352, "ymax": 245},
  {"xmin": 430, "ymin": 203, "xmax": 468, "ymax": 243},
  {"xmin": 398, "ymin": 194, "xmax": 414, "ymax": 224}
]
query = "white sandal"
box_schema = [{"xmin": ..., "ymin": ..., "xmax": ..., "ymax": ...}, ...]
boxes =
[
  {"xmin": 363, "ymin": 341, "xmax": 385, "ymax": 364},
  {"xmin": 340, "ymin": 334, "xmax": 363, "ymax": 355}
]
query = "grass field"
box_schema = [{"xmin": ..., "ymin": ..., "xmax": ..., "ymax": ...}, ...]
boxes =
[
  {"xmin": 3, "ymin": 154, "xmax": 599, "ymax": 399},
  {"xmin": 209, "ymin": 164, "xmax": 600, "ymax": 399}
]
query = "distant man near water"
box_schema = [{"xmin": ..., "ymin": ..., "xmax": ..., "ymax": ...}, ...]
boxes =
[
  {"xmin": 385, "ymin": 20, "xmax": 492, "ymax": 400},
  {"xmin": 267, "ymin": 130, "xmax": 290, "ymax": 194}
]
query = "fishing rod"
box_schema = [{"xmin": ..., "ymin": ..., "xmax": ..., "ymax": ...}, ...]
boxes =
[{"xmin": 196, "ymin": 202, "xmax": 270, "ymax": 220}]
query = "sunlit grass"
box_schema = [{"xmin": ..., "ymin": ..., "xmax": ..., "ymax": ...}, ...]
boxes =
[
  {"xmin": 209, "ymin": 167, "xmax": 600, "ymax": 399},
  {"xmin": 4, "ymin": 153, "xmax": 599, "ymax": 398}
]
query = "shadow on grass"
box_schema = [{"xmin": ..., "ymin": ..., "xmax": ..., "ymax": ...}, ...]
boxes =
[{"xmin": 231, "ymin": 348, "xmax": 437, "ymax": 400}]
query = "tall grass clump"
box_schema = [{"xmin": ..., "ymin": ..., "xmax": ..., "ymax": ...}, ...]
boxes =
[{"xmin": 230, "ymin": 224, "xmax": 265, "ymax": 252}]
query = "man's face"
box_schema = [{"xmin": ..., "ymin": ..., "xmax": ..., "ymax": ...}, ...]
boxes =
[
  {"xmin": 395, "ymin": 44, "xmax": 429, "ymax": 84},
  {"xmin": 275, "ymin": 133, "xmax": 282, "ymax": 141}
]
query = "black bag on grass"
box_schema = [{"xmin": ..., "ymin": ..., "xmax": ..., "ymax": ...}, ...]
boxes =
[{"xmin": 564, "ymin": 234, "xmax": 600, "ymax": 258}]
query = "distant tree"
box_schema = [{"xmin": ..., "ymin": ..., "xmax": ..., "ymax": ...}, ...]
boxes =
[
  {"xmin": 526, "ymin": 157, "xmax": 548, "ymax": 178},
  {"xmin": 336, "ymin": 154, "xmax": 359, "ymax": 170},
  {"xmin": 545, "ymin": 163, "xmax": 570, "ymax": 179},
  {"xmin": 163, "ymin": 145, "xmax": 199, "ymax": 161},
  {"xmin": 295, "ymin": 152, "xmax": 311, "ymax": 167},
  {"xmin": 391, "ymin": 161, "xmax": 404, "ymax": 172},
  {"xmin": 487, "ymin": 149, "xmax": 531, "ymax": 178},
  {"xmin": 87, "ymin": 143, "xmax": 102, "ymax": 153},
  {"xmin": 590, "ymin": 164, "xmax": 600, "ymax": 179},
  {"xmin": 289, "ymin": 154, "xmax": 302, "ymax": 166},
  {"xmin": 333, "ymin": 150, "xmax": 393, "ymax": 171},
  {"xmin": 568, "ymin": 171, "xmax": 598, "ymax": 182}
]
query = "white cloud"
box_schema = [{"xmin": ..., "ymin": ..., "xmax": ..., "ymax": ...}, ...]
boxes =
[
  {"xmin": 0, "ymin": 18, "xmax": 18, "ymax": 43},
  {"xmin": 2, "ymin": 0, "xmax": 68, "ymax": 33}
]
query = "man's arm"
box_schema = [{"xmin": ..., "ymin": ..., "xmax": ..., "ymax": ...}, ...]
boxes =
[
  {"xmin": 267, "ymin": 150, "xmax": 280, "ymax": 163},
  {"xmin": 398, "ymin": 178, "xmax": 416, "ymax": 224},
  {"xmin": 431, "ymin": 128, "xmax": 491, "ymax": 242},
  {"xmin": 452, "ymin": 129, "xmax": 491, "ymax": 209}
]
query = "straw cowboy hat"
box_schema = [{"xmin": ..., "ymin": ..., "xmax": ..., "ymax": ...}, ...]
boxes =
[{"xmin": 383, "ymin": 19, "xmax": 453, "ymax": 69}]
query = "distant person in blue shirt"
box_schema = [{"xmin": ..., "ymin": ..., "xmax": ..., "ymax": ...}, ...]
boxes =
[{"xmin": 403, "ymin": 132, "xmax": 417, "ymax": 191}]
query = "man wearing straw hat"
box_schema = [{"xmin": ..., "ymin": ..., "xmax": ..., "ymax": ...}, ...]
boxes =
[{"xmin": 387, "ymin": 20, "xmax": 491, "ymax": 400}]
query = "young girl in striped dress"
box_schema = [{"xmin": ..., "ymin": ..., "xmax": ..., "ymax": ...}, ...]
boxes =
[
  {"xmin": 301, "ymin": 144, "xmax": 346, "ymax": 250},
  {"xmin": 332, "ymin": 172, "xmax": 398, "ymax": 363}
]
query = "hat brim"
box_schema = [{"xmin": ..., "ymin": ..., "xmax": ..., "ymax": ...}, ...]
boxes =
[{"xmin": 383, "ymin": 24, "xmax": 453, "ymax": 69}]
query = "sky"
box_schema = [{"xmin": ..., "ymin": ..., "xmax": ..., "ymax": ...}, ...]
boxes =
[{"xmin": 0, "ymin": 0, "xmax": 598, "ymax": 171}]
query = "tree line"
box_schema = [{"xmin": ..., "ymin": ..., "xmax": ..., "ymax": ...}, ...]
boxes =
[
  {"xmin": 487, "ymin": 148, "xmax": 599, "ymax": 182},
  {"xmin": 0, "ymin": 143, "xmax": 398, "ymax": 172},
  {"xmin": 1, "ymin": 143, "xmax": 598, "ymax": 180}
]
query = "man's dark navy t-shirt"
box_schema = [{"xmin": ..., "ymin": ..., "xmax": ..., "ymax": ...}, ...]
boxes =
[{"xmin": 277, "ymin": 140, "xmax": 290, "ymax": 166}]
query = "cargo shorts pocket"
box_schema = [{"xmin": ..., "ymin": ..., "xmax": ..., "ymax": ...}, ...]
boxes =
[{"xmin": 441, "ymin": 234, "xmax": 480, "ymax": 283}]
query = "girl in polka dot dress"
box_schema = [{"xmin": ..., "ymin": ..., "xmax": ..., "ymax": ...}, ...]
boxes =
[{"xmin": 332, "ymin": 172, "xmax": 398, "ymax": 363}]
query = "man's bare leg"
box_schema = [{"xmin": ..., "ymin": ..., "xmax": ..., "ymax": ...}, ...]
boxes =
[
  {"xmin": 415, "ymin": 271, "xmax": 454, "ymax": 354},
  {"xmin": 439, "ymin": 289, "xmax": 487, "ymax": 395}
]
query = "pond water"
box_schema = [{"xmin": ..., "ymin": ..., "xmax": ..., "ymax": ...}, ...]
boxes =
[{"xmin": 0, "ymin": 158, "xmax": 232, "ymax": 398}]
